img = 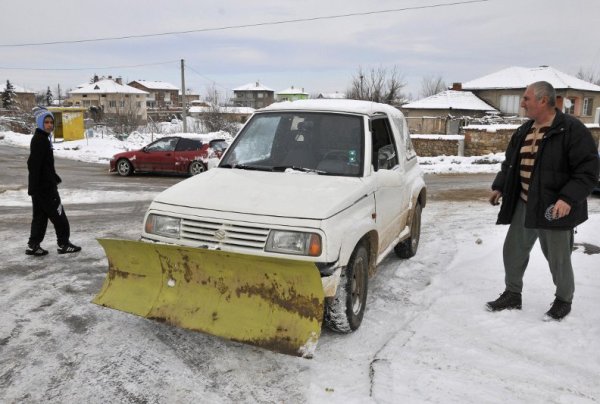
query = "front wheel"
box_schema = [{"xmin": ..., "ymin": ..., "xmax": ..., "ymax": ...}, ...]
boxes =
[
  {"xmin": 324, "ymin": 242, "xmax": 369, "ymax": 333},
  {"xmin": 188, "ymin": 161, "xmax": 206, "ymax": 176},
  {"xmin": 116, "ymin": 159, "xmax": 132, "ymax": 176},
  {"xmin": 394, "ymin": 202, "xmax": 422, "ymax": 258}
]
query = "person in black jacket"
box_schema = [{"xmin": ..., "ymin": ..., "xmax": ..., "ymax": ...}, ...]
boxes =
[
  {"xmin": 486, "ymin": 81, "xmax": 599, "ymax": 321},
  {"xmin": 26, "ymin": 107, "xmax": 81, "ymax": 256}
]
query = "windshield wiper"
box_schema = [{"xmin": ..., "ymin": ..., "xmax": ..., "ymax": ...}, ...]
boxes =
[
  {"xmin": 272, "ymin": 166, "xmax": 327, "ymax": 174},
  {"xmin": 220, "ymin": 163, "xmax": 271, "ymax": 171}
]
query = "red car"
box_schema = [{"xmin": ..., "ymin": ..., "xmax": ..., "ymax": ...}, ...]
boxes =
[{"xmin": 109, "ymin": 136, "xmax": 226, "ymax": 176}]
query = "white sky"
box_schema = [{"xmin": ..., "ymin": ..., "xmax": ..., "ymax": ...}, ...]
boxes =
[{"xmin": 1, "ymin": 0, "xmax": 599, "ymax": 99}]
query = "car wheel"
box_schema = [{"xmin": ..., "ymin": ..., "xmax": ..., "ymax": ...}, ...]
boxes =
[
  {"xmin": 324, "ymin": 242, "xmax": 369, "ymax": 333},
  {"xmin": 116, "ymin": 158, "xmax": 133, "ymax": 176},
  {"xmin": 188, "ymin": 161, "xmax": 206, "ymax": 176},
  {"xmin": 394, "ymin": 202, "xmax": 422, "ymax": 258}
]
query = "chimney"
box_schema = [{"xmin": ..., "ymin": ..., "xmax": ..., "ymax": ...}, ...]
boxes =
[
  {"xmin": 256, "ymin": 81, "xmax": 259, "ymax": 87},
  {"xmin": 115, "ymin": 77, "xmax": 122, "ymax": 85},
  {"xmin": 452, "ymin": 82, "xmax": 462, "ymax": 91}
]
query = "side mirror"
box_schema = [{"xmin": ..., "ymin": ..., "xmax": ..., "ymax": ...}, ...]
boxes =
[{"xmin": 377, "ymin": 145, "xmax": 396, "ymax": 170}]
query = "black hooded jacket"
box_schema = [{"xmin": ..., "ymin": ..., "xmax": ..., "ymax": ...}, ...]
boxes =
[
  {"xmin": 27, "ymin": 128, "xmax": 62, "ymax": 196},
  {"xmin": 492, "ymin": 109, "xmax": 599, "ymax": 230}
]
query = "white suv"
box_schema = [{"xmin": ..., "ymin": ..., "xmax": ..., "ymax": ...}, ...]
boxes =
[{"xmin": 141, "ymin": 99, "xmax": 427, "ymax": 332}]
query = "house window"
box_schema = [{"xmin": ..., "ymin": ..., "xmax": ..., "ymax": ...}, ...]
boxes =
[
  {"xmin": 82, "ymin": 94, "xmax": 88, "ymax": 98},
  {"xmin": 136, "ymin": 102, "xmax": 141, "ymax": 108},
  {"xmin": 119, "ymin": 101, "xmax": 125, "ymax": 108},
  {"xmin": 109, "ymin": 101, "xmax": 117, "ymax": 108},
  {"xmin": 83, "ymin": 100, "xmax": 91, "ymax": 107},
  {"xmin": 565, "ymin": 98, "xmax": 576, "ymax": 114},
  {"xmin": 582, "ymin": 97, "xmax": 593, "ymax": 116},
  {"xmin": 499, "ymin": 95, "xmax": 520, "ymax": 114},
  {"xmin": 257, "ymin": 93, "xmax": 264, "ymax": 99}
]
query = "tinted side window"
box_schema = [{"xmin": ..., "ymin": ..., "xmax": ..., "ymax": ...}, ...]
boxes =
[
  {"xmin": 147, "ymin": 137, "xmax": 178, "ymax": 152},
  {"xmin": 175, "ymin": 138, "xmax": 202, "ymax": 151},
  {"xmin": 371, "ymin": 118, "xmax": 398, "ymax": 170}
]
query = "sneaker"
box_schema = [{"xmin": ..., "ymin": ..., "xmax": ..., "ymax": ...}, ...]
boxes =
[
  {"xmin": 486, "ymin": 291, "xmax": 522, "ymax": 312},
  {"xmin": 57, "ymin": 242, "xmax": 81, "ymax": 254},
  {"xmin": 26, "ymin": 244, "xmax": 48, "ymax": 256},
  {"xmin": 543, "ymin": 298, "xmax": 571, "ymax": 321}
]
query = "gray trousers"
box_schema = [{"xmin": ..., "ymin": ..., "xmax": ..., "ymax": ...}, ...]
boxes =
[{"xmin": 503, "ymin": 200, "xmax": 574, "ymax": 302}]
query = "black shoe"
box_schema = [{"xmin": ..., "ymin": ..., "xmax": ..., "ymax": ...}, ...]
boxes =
[
  {"xmin": 544, "ymin": 298, "xmax": 571, "ymax": 321},
  {"xmin": 57, "ymin": 242, "xmax": 81, "ymax": 254},
  {"xmin": 486, "ymin": 291, "xmax": 522, "ymax": 311},
  {"xmin": 26, "ymin": 244, "xmax": 48, "ymax": 256}
]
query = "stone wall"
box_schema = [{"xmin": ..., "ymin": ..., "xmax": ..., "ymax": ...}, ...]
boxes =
[{"xmin": 411, "ymin": 125, "xmax": 600, "ymax": 157}]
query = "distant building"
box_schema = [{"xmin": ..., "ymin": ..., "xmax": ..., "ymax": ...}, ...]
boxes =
[
  {"xmin": 128, "ymin": 80, "xmax": 180, "ymax": 109},
  {"xmin": 462, "ymin": 66, "xmax": 600, "ymax": 123},
  {"xmin": 0, "ymin": 81, "xmax": 36, "ymax": 111},
  {"xmin": 69, "ymin": 78, "xmax": 148, "ymax": 122},
  {"xmin": 276, "ymin": 86, "xmax": 309, "ymax": 102},
  {"xmin": 402, "ymin": 90, "xmax": 497, "ymax": 134},
  {"xmin": 233, "ymin": 82, "xmax": 275, "ymax": 109}
]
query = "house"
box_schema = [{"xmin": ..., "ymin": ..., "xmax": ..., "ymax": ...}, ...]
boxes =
[
  {"xmin": 232, "ymin": 82, "xmax": 275, "ymax": 109},
  {"xmin": 317, "ymin": 92, "xmax": 346, "ymax": 99},
  {"xmin": 128, "ymin": 80, "xmax": 180, "ymax": 109},
  {"xmin": 401, "ymin": 90, "xmax": 497, "ymax": 134},
  {"xmin": 462, "ymin": 66, "xmax": 600, "ymax": 123},
  {"xmin": 276, "ymin": 86, "xmax": 309, "ymax": 102},
  {"xmin": 180, "ymin": 89, "xmax": 201, "ymax": 108},
  {"xmin": 0, "ymin": 81, "xmax": 36, "ymax": 111},
  {"xmin": 68, "ymin": 78, "xmax": 148, "ymax": 123}
]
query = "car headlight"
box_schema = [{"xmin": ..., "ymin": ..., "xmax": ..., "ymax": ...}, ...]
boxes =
[
  {"xmin": 265, "ymin": 230, "xmax": 321, "ymax": 256},
  {"xmin": 145, "ymin": 214, "xmax": 181, "ymax": 238}
]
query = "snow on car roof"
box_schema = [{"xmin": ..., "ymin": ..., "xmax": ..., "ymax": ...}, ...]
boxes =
[{"xmin": 260, "ymin": 99, "xmax": 401, "ymax": 116}]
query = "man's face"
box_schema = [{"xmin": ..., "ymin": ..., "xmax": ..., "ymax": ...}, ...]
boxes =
[
  {"xmin": 43, "ymin": 116, "xmax": 54, "ymax": 132},
  {"xmin": 520, "ymin": 86, "xmax": 545, "ymax": 121}
]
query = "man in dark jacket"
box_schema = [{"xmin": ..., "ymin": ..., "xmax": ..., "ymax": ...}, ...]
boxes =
[
  {"xmin": 486, "ymin": 81, "xmax": 599, "ymax": 321},
  {"xmin": 26, "ymin": 107, "xmax": 81, "ymax": 256}
]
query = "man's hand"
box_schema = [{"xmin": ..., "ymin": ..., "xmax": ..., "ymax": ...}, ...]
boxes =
[
  {"xmin": 552, "ymin": 199, "xmax": 571, "ymax": 219},
  {"xmin": 489, "ymin": 190, "xmax": 502, "ymax": 206}
]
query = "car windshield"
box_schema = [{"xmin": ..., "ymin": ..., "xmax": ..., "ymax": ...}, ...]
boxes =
[{"xmin": 220, "ymin": 112, "xmax": 364, "ymax": 176}]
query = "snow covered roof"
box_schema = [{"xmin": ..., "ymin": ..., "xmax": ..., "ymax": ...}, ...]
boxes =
[
  {"xmin": 0, "ymin": 82, "xmax": 35, "ymax": 93},
  {"xmin": 129, "ymin": 80, "xmax": 179, "ymax": 91},
  {"xmin": 277, "ymin": 86, "xmax": 308, "ymax": 95},
  {"xmin": 70, "ymin": 79, "xmax": 148, "ymax": 95},
  {"xmin": 233, "ymin": 82, "xmax": 274, "ymax": 92},
  {"xmin": 402, "ymin": 90, "xmax": 497, "ymax": 111},
  {"xmin": 462, "ymin": 66, "xmax": 600, "ymax": 91}
]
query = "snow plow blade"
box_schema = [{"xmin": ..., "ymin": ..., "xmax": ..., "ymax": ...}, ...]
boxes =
[{"xmin": 93, "ymin": 238, "xmax": 325, "ymax": 357}]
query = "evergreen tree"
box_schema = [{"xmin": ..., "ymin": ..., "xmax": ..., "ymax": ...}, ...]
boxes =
[
  {"xmin": 45, "ymin": 86, "xmax": 54, "ymax": 106},
  {"xmin": 1, "ymin": 80, "xmax": 18, "ymax": 109}
]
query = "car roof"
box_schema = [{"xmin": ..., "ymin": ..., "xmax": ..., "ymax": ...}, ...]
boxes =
[{"xmin": 260, "ymin": 99, "xmax": 402, "ymax": 118}]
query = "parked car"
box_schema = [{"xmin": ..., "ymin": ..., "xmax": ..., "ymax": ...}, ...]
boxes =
[{"xmin": 109, "ymin": 136, "xmax": 227, "ymax": 176}]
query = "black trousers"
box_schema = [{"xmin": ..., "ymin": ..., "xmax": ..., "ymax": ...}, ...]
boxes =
[{"xmin": 28, "ymin": 190, "xmax": 70, "ymax": 247}]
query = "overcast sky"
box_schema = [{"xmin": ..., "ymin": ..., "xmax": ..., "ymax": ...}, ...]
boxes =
[{"xmin": 1, "ymin": 0, "xmax": 599, "ymax": 101}]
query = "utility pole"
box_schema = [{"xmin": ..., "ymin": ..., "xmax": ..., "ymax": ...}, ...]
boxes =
[{"xmin": 180, "ymin": 59, "xmax": 187, "ymax": 133}]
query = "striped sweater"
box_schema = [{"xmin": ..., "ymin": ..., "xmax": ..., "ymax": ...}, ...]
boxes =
[{"xmin": 519, "ymin": 126, "xmax": 549, "ymax": 202}]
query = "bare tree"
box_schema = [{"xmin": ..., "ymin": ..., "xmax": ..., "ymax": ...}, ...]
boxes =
[
  {"xmin": 200, "ymin": 84, "xmax": 240, "ymax": 134},
  {"xmin": 346, "ymin": 65, "xmax": 407, "ymax": 106},
  {"xmin": 576, "ymin": 67, "xmax": 600, "ymax": 86},
  {"xmin": 420, "ymin": 75, "xmax": 447, "ymax": 98}
]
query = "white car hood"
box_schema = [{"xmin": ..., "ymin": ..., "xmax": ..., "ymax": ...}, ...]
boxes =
[{"xmin": 153, "ymin": 168, "xmax": 368, "ymax": 220}]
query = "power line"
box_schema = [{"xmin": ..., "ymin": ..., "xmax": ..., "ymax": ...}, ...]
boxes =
[
  {"xmin": 0, "ymin": 60, "xmax": 179, "ymax": 71},
  {"xmin": 0, "ymin": 0, "xmax": 491, "ymax": 47},
  {"xmin": 186, "ymin": 65, "xmax": 232, "ymax": 92}
]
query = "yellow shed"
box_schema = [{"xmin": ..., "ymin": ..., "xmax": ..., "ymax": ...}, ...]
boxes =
[{"xmin": 48, "ymin": 107, "xmax": 87, "ymax": 141}]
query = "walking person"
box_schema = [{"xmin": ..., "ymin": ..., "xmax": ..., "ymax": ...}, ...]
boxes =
[
  {"xmin": 486, "ymin": 81, "xmax": 599, "ymax": 321},
  {"xmin": 26, "ymin": 107, "xmax": 81, "ymax": 256}
]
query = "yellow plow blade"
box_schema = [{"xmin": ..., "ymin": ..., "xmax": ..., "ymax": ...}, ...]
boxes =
[{"xmin": 92, "ymin": 239, "xmax": 324, "ymax": 357}]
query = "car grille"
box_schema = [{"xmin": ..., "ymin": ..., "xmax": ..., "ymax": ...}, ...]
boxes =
[{"xmin": 180, "ymin": 218, "xmax": 270, "ymax": 250}]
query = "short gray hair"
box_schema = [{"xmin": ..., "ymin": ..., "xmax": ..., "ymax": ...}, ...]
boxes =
[{"xmin": 528, "ymin": 81, "xmax": 556, "ymax": 107}]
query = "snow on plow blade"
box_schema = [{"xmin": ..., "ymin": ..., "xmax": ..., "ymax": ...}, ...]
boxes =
[{"xmin": 93, "ymin": 238, "xmax": 324, "ymax": 357}]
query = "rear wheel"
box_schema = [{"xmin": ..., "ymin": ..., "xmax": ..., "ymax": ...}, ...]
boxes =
[
  {"xmin": 116, "ymin": 159, "xmax": 132, "ymax": 176},
  {"xmin": 325, "ymin": 242, "xmax": 369, "ymax": 333},
  {"xmin": 394, "ymin": 202, "xmax": 422, "ymax": 258},
  {"xmin": 188, "ymin": 161, "xmax": 206, "ymax": 176}
]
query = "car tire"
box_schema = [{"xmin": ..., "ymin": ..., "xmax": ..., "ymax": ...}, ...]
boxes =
[
  {"xmin": 324, "ymin": 242, "xmax": 369, "ymax": 333},
  {"xmin": 394, "ymin": 202, "xmax": 422, "ymax": 259},
  {"xmin": 188, "ymin": 161, "xmax": 206, "ymax": 176},
  {"xmin": 116, "ymin": 158, "xmax": 133, "ymax": 176}
]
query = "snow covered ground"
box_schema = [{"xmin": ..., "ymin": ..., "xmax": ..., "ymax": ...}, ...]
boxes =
[{"xmin": 1, "ymin": 131, "xmax": 599, "ymax": 403}]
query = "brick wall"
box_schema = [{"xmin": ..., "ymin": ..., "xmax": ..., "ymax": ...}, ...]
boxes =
[{"xmin": 411, "ymin": 135, "xmax": 462, "ymax": 157}]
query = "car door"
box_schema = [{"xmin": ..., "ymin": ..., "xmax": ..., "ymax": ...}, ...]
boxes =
[
  {"xmin": 371, "ymin": 117, "xmax": 409, "ymax": 253},
  {"xmin": 138, "ymin": 137, "xmax": 179, "ymax": 173},
  {"xmin": 174, "ymin": 138, "xmax": 205, "ymax": 173}
]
